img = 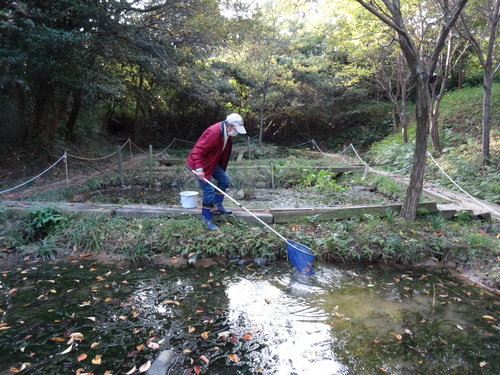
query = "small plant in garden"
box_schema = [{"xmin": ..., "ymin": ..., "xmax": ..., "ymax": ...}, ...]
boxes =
[
  {"xmin": 384, "ymin": 209, "xmax": 397, "ymax": 224},
  {"xmin": 35, "ymin": 237, "xmax": 59, "ymax": 260},
  {"xmin": 29, "ymin": 207, "xmax": 68, "ymax": 237},
  {"xmin": 299, "ymin": 169, "xmax": 344, "ymax": 191},
  {"xmin": 455, "ymin": 210, "xmax": 473, "ymax": 223},
  {"xmin": 119, "ymin": 241, "xmax": 154, "ymax": 263},
  {"xmin": 428, "ymin": 214, "xmax": 446, "ymax": 231}
]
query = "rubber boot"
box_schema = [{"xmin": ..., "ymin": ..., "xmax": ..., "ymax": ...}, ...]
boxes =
[
  {"xmin": 212, "ymin": 192, "xmax": 232, "ymax": 215},
  {"xmin": 202, "ymin": 204, "xmax": 219, "ymax": 231}
]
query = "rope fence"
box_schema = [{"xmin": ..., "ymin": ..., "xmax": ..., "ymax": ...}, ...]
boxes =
[{"xmin": 1, "ymin": 138, "xmax": 498, "ymax": 218}]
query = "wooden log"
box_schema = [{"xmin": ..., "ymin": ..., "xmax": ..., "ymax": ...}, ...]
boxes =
[{"xmin": 271, "ymin": 202, "xmax": 438, "ymax": 223}]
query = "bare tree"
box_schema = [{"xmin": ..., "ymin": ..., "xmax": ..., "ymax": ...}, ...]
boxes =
[{"xmin": 354, "ymin": 0, "xmax": 469, "ymax": 219}]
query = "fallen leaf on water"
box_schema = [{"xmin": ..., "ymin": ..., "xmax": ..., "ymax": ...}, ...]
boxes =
[
  {"xmin": 139, "ymin": 360, "xmax": 151, "ymax": 372},
  {"xmin": 188, "ymin": 326, "xmax": 195, "ymax": 333},
  {"xmin": 200, "ymin": 355, "xmax": 209, "ymax": 364},
  {"xmin": 125, "ymin": 366, "xmax": 136, "ymax": 374},
  {"xmin": 229, "ymin": 354, "xmax": 240, "ymax": 362},
  {"xmin": 242, "ymin": 334, "xmax": 253, "ymax": 340},
  {"xmin": 85, "ymin": 317, "xmax": 96, "ymax": 322},
  {"xmin": 482, "ymin": 315, "xmax": 496, "ymax": 321},
  {"xmin": 390, "ymin": 332, "xmax": 402, "ymax": 341},
  {"xmin": 147, "ymin": 342, "xmax": 160, "ymax": 350},
  {"xmin": 379, "ymin": 368, "xmax": 388, "ymax": 372},
  {"xmin": 480, "ymin": 361, "xmax": 487, "ymax": 367},
  {"xmin": 463, "ymin": 291, "xmax": 471, "ymax": 296},
  {"xmin": 92, "ymin": 354, "xmax": 102, "ymax": 364},
  {"xmin": 457, "ymin": 325, "xmax": 464, "ymax": 331},
  {"xmin": 264, "ymin": 298, "xmax": 271, "ymax": 304},
  {"xmin": 77, "ymin": 353, "xmax": 87, "ymax": 362},
  {"xmin": 193, "ymin": 366, "xmax": 201, "ymax": 375},
  {"xmin": 68, "ymin": 332, "xmax": 85, "ymax": 343},
  {"xmin": 91, "ymin": 342, "xmax": 100, "ymax": 349},
  {"xmin": 127, "ymin": 350, "xmax": 139, "ymax": 357},
  {"xmin": 201, "ymin": 331, "xmax": 209, "ymax": 340},
  {"xmin": 8, "ymin": 288, "xmax": 18, "ymax": 295},
  {"xmin": 59, "ymin": 344, "xmax": 73, "ymax": 355},
  {"xmin": 103, "ymin": 371, "xmax": 112, "ymax": 375}
]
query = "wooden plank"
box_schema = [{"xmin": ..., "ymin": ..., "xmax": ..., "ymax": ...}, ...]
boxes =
[
  {"xmin": 271, "ymin": 202, "xmax": 438, "ymax": 223},
  {"xmin": 116, "ymin": 205, "xmax": 273, "ymax": 224}
]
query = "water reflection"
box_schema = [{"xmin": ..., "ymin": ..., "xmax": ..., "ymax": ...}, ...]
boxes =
[
  {"xmin": 1, "ymin": 261, "xmax": 499, "ymax": 374},
  {"xmin": 226, "ymin": 269, "xmax": 348, "ymax": 374}
]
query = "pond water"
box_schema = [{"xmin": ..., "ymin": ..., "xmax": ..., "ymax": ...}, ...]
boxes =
[{"xmin": 1, "ymin": 258, "xmax": 499, "ymax": 374}]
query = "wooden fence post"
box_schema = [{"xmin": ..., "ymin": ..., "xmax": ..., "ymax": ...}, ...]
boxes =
[{"xmin": 117, "ymin": 145, "xmax": 124, "ymax": 185}]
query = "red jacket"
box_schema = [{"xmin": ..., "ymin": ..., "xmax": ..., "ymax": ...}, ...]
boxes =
[{"xmin": 187, "ymin": 122, "xmax": 233, "ymax": 180}]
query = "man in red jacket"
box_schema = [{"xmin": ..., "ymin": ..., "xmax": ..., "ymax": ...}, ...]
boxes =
[{"xmin": 187, "ymin": 113, "xmax": 246, "ymax": 230}]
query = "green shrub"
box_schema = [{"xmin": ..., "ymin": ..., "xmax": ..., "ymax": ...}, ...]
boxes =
[{"xmin": 29, "ymin": 207, "xmax": 68, "ymax": 238}]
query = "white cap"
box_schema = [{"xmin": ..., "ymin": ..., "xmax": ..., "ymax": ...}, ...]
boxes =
[{"xmin": 226, "ymin": 113, "xmax": 246, "ymax": 134}]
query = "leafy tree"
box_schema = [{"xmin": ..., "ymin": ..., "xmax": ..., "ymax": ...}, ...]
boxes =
[
  {"xmin": 353, "ymin": 0, "xmax": 469, "ymax": 220},
  {"xmin": 458, "ymin": 0, "xmax": 500, "ymax": 165}
]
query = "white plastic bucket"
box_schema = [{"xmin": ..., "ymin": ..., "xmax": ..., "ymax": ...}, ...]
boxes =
[{"xmin": 180, "ymin": 191, "xmax": 199, "ymax": 209}]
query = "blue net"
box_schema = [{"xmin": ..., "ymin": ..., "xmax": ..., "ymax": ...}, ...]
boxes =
[{"xmin": 286, "ymin": 240, "xmax": 315, "ymax": 275}]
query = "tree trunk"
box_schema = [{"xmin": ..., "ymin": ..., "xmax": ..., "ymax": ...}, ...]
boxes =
[
  {"xmin": 400, "ymin": 90, "xmax": 408, "ymax": 144},
  {"xmin": 482, "ymin": 71, "xmax": 492, "ymax": 165},
  {"xmin": 134, "ymin": 71, "xmax": 144, "ymax": 143},
  {"xmin": 32, "ymin": 84, "xmax": 59, "ymax": 146},
  {"xmin": 66, "ymin": 89, "xmax": 83, "ymax": 138},
  {"xmin": 400, "ymin": 74, "xmax": 431, "ymax": 219}
]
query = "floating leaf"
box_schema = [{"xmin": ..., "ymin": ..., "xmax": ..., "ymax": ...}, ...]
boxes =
[
  {"xmin": 139, "ymin": 360, "xmax": 151, "ymax": 372},
  {"xmin": 59, "ymin": 344, "xmax": 73, "ymax": 355},
  {"xmin": 8, "ymin": 288, "xmax": 18, "ymax": 295},
  {"xmin": 91, "ymin": 342, "xmax": 100, "ymax": 349},
  {"xmin": 125, "ymin": 366, "xmax": 136, "ymax": 374},
  {"xmin": 229, "ymin": 354, "xmax": 240, "ymax": 362},
  {"xmin": 390, "ymin": 332, "xmax": 402, "ymax": 341},
  {"xmin": 85, "ymin": 317, "xmax": 96, "ymax": 322},
  {"xmin": 480, "ymin": 361, "xmax": 488, "ymax": 367},
  {"xmin": 147, "ymin": 342, "xmax": 160, "ymax": 350},
  {"xmin": 482, "ymin": 315, "xmax": 496, "ymax": 321},
  {"xmin": 264, "ymin": 298, "xmax": 271, "ymax": 304},
  {"xmin": 457, "ymin": 325, "xmax": 464, "ymax": 331},
  {"xmin": 188, "ymin": 326, "xmax": 195, "ymax": 333},
  {"xmin": 193, "ymin": 366, "xmax": 201, "ymax": 375},
  {"xmin": 200, "ymin": 355, "xmax": 209, "ymax": 364},
  {"xmin": 77, "ymin": 353, "xmax": 87, "ymax": 362},
  {"xmin": 201, "ymin": 331, "xmax": 209, "ymax": 340},
  {"xmin": 69, "ymin": 332, "xmax": 85, "ymax": 343},
  {"xmin": 92, "ymin": 354, "xmax": 102, "ymax": 364}
]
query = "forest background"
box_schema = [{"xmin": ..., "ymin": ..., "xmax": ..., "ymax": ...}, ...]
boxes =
[{"xmin": 0, "ymin": 0, "xmax": 499, "ymax": 208}]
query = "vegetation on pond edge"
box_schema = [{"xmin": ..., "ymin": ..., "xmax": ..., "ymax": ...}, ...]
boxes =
[{"xmin": 1, "ymin": 205, "xmax": 499, "ymax": 290}]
